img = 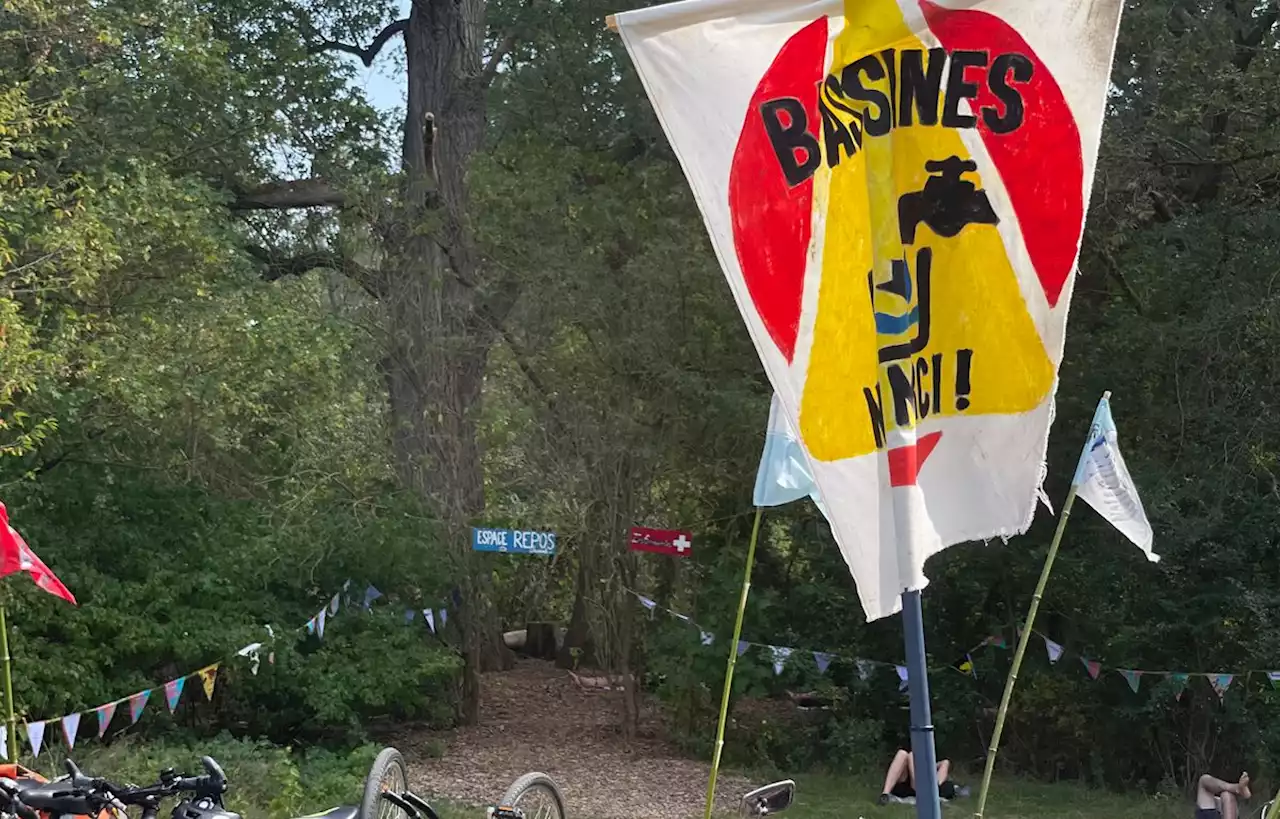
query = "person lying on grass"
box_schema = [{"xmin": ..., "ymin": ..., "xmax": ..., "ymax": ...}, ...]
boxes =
[
  {"xmin": 877, "ymin": 749, "xmax": 967, "ymax": 805},
  {"xmin": 1195, "ymin": 772, "xmax": 1251, "ymax": 819}
]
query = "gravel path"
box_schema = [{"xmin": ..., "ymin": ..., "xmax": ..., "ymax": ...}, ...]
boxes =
[{"xmin": 390, "ymin": 659, "xmax": 753, "ymax": 819}]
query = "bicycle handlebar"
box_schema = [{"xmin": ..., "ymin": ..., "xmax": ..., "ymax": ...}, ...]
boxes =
[{"xmin": 58, "ymin": 756, "xmax": 227, "ymax": 808}]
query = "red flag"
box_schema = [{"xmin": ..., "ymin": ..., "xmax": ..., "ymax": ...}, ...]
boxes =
[
  {"xmin": 0, "ymin": 503, "xmax": 76, "ymax": 605},
  {"xmin": 628, "ymin": 527, "xmax": 693, "ymax": 557}
]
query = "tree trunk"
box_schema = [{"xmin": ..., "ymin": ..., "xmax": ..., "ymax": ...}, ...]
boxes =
[{"xmin": 380, "ymin": 0, "xmax": 500, "ymax": 726}]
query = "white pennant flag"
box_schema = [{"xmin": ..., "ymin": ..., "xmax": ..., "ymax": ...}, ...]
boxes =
[
  {"xmin": 612, "ymin": 0, "xmax": 1126, "ymax": 621},
  {"xmin": 26, "ymin": 721, "xmax": 44, "ymax": 757},
  {"xmin": 0, "ymin": 726, "xmax": 7, "ymax": 760},
  {"xmin": 317, "ymin": 607, "xmax": 327, "ymax": 638},
  {"xmin": 1073, "ymin": 395, "xmax": 1157, "ymax": 561},
  {"xmin": 1044, "ymin": 636, "xmax": 1064, "ymax": 664},
  {"xmin": 237, "ymin": 642, "xmax": 263, "ymax": 675},
  {"xmin": 770, "ymin": 646, "xmax": 793, "ymax": 675},
  {"xmin": 423, "ymin": 609, "xmax": 435, "ymax": 633},
  {"xmin": 61, "ymin": 713, "xmax": 80, "ymax": 749}
]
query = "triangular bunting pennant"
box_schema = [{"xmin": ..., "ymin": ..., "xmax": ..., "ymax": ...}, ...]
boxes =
[
  {"xmin": 405, "ymin": 609, "xmax": 416, "ymax": 623},
  {"xmin": 1119, "ymin": 669, "xmax": 1142, "ymax": 693},
  {"xmin": 363, "ymin": 585, "xmax": 382, "ymax": 610},
  {"xmin": 317, "ymin": 607, "xmax": 327, "ymax": 638},
  {"xmin": 1081, "ymin": 657, "xmax": 1102, "ymax": 680},
  {"xmin": 813, "ymin": 652, "xmax": 834, "ymax": 674},
  {"xmin": 1269, "ymin": 671, "xmax": 1280, "ymax": 691},
  {"xmin": 1211, "ymin": 674, "xmax": 1234, "ymax": 700},
  {"xmin": 61, "ymin": 713, "xmax": 80, "ymax": 750},
  {"xmin": 438, "ymin": 609, "xmax": 447, "ymax": 629},
  {"xmin": 954, "ymin": 655, "xmax": 975, "ymax": 678},
  {"xmin": 0, "ymin": 727, "xmax": 6, "ymax": 760},
  {"xmin": 989, "ymin": 637, "xmax": 1008, "ymax": 650},
  {"xmin": 329, "ymin": 593, "xmax": 340, "ymax": 615},
  {"xmin": 1170, "ymin": 673, "xmax": 1190, "ymax": 701},
  {"xmin": 770, "ymin": 646, "xmax": 792, "ymax": 676},
  {"xmin": 128, "ymin": 690, "xmax": 151, "ymax": 724},
  {"xmin": 737, "ymin": 641, "xmax": 750, "ymax": 657},
  {"xmin": 95, "ymin": 702, "xmax": 117, "ymax": 738},
  {"xmin": 1044, "ymin": 637, "xmax": 1064, "ymax": 664},
  {"xmin": 164, "ymin": 677, "xmax": 186, "ymax": 712},
  {"xmin": 26, "ymin": 721, "xmax": 44, "ymax": 757},
  {"xmin": 896, "ymin": 666, "xmax": 909, "ymax": 692},
  {"xmin": 237, "ymin": 643, "xmax": 262, "ymax": 675},
  {"xmin": 198, "ymin": 664, "xmax": 219, "ymax": 701},
  {"xmin": 700, "ymin": 631, "xmax": 715, "ymax": 646},
  {"xmin": 305, "ymin": 617, "xmax": 316, "ymax": 635},
  {"xmin": 423, "ymin": 609, "xmax": 435, "ymax": 633}
]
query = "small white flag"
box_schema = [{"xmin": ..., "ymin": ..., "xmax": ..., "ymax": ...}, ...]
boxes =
[
  {"xmin": 423, "ymin": 609, "xmax": 435, "ymax": 633},
  {"xmin": 1044, "ymin": 637, "xmax": 1064, "ymax": 664},
  {"xmin": 1073, "ymin": 395, "xmax": 1157, "ymax": 562},
  {"xmin": 237, "ymin": 642, "xmax": 263, "ymax": 675},
  {"xmin": 61, "ymin": 713, "xmax": 80, "ymax": 749},
  {"xmin": 26, "ymin": 721, "xmax": 44, "ymax": 757},
  {"xmin": 770, "ymin": 646, "xmax": 792, "ymax": 676},
  {"xmin": 317, "ymin": 607, "xmax": 327, "ymax": 638},
  {"xmin": 753, "ymin": 394, "xmax": 827, "ymax": 514}
]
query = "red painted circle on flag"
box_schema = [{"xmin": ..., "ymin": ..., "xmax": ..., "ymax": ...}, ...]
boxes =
[{"xmin": 727, "ymin": 16, "xmax": 828, "ymax": 364}]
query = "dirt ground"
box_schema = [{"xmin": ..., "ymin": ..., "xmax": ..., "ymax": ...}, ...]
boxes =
[{"xmin": 388, "ymin": 659, "xmax": 753, "ymax": 819}]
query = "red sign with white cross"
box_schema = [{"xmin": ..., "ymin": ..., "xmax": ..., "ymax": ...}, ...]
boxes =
[{"xmin": 628, "ymin": 526, "xmax": 693, "ymax": 557}]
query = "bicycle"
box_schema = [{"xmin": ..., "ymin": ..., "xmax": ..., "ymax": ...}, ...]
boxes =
[
  {"xmin": 365, "ymin": 747, "xmax": 566, "ymax": 819},
  {"xmin": 0, "ymin": 757, "xmax": 226, "ymax": 819}
]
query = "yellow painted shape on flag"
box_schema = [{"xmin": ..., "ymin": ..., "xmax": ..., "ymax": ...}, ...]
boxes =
[{"xmin": 798, "ymin": 0, "xmax": 1055, "ymax": 463}]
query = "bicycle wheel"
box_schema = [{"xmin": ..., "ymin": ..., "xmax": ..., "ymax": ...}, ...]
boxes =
[
  {"xmin": 499, "ymin": 772, "xmax": 566, "ymax": 819},
  {"xmin": 360, "ymin": 747, "xmax": 409, "ymax": 819}
]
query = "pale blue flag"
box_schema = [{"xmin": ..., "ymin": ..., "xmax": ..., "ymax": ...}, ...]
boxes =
[
  {"xmin": 1072, "ymin": 395, "xmax": 1157, "ymax": 562},
  {"xmin": 753, "ymin": 394, "xmax": 827, "ymax": 514}
]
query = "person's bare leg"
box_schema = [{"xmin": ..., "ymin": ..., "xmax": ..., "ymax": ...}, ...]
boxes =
[
  {"xmin": 1220, "ymin": 792, "xmax": 1238, "ymax": 819},
  {"xmin": 881, "ymin": 750, "xmax": 911, "ymax": 796},
  {"xmin": 937, "ymin": 759, "xmax": 951, "ymax": 786},
  {"xmin": 906, "ymin": 751, "xmax": 916, "ymax": 790},
  {"xmin": 1198, "ymin": 774, "xmax": 1252, "ymax": 809}
]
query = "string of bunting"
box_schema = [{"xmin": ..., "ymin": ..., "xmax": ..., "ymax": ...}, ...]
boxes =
[
  {"xmin": 629, "ymin": 590, "xmax": 986, "ymax": 690},
  {"xmin": 631, "ymin": 591, "xmax": 1280, "ymax": 702},
  {"xmin": 4, "ymin": 581, "xmax": 452, "ymax": 760}
]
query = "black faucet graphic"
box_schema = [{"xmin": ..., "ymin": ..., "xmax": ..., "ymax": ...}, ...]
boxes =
[{"xmin": 897, "ymin": 156, "xmax": 999, "ymax": 245}]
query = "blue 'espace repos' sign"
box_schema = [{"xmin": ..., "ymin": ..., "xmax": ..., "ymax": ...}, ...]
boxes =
[{"xmin": 471, "ymin": 527, "xmax": 557, "ymax": 556}]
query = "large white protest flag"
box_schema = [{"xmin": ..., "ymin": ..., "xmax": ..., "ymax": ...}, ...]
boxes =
[
  {"xmin": 613, "ymin": 0, "xmax": 1125, "ymax": 619},
  {"xmin": 1073, "ymin": 396, "xmax": 1157, "ymax": 561}
]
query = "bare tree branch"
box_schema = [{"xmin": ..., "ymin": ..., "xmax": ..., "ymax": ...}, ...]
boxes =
[
  {"xmin": 245, "ymin": 245, "xmax": 383, "ymax": 299},
  {"xmin": 232, "ymin": 178, "xmax": 346, "ymax": 210},
  {"xmin": 481, "ymin": 34, "xmax": 516, "ymax": 87},
  {"xmin": 307, "ymin": 19, "xmax": 408, "ymax": 67}
]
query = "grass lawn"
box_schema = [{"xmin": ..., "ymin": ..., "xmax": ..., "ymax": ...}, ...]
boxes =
[{"xmin": 774, "ymin": 774, "xmax": 1178, "ymax": 819}]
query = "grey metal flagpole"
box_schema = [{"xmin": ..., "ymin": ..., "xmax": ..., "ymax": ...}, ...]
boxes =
[{"xmin": 902, "ymin": 589, "xmax": 942, "ymax": 819}]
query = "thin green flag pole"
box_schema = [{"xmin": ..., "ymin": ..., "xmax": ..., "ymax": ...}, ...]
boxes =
[
  {"xmin": 0, "ymin": 605, "xmax": 15, "ymax": 763},
  {"xmin": 703, "ymin": 506, "xmax": 765, "ymax": 819},
  {"xmin": 973, "ymin": 391, "xmax": 1110, "ymax": 819}
]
